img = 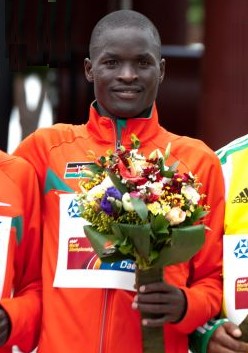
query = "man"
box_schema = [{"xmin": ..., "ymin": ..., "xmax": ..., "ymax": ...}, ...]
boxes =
[
  {"xmin": 14, "ymin": 10, "xmax": 225, "ymax": 353},
  {"xmin": 190, "ymin": 134, "xmax": 248, "ymax": 353},
  {"xmin": 0, "ymin": 150, "xmax": 41, "ymax": 352}
]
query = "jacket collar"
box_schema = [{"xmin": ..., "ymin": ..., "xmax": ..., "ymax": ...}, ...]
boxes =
[{"xmin": 86, "ymin": 101, "xmax": 163, "ymax": 148}]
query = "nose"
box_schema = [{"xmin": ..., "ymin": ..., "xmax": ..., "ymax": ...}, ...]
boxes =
[{"xmin": 117, "ymin": 63, "xmax": 138, "ymax": 82}]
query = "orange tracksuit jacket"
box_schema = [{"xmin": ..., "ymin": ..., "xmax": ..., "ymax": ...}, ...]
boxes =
[
  {"xmin": 0, "ymin": 151, "xmax": 42, "ymax": 353},
  {"xmin": 14, "ymin": 103, "xmax": 225, "ymax": 353}
]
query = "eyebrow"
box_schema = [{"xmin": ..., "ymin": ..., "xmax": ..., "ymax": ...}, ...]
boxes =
[
  {"xmin": 101, "ymin": 52, "xmax": 119, "ymax": 58},
  {"xmin": 101, "ymin": 52, "xmax": 155, "ymax": 59}
]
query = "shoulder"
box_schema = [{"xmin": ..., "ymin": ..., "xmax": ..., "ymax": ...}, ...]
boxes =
[
  {"xmin": 17, "ymin": 122, "xmax": 88, "ymax": 153},
  {"xmin": 151, "ymin": 131, "xmax": 222, "ymax": 183},
  {"xmin": 216, "ymin": 134, "xmax": 248, "ymax": 165},
  {"xmin": 0, "ymin": 151, "xmax": 37, "ymax": 192},
  {"xmin": 169, "ymin": 134, "xmax": 220, "ymax": 166},
  {"xmin": 33, "ymin": 123, "xmax": 87, "ymax": 142},
  {"xmin": 0, "ymin": 150, "xmax": 32, "ymax": 171}
]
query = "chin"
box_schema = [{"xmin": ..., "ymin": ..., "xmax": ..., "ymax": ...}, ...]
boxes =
[{"xmin": 113, "ymin": 108, "xmax": 141, "ymax": 118}]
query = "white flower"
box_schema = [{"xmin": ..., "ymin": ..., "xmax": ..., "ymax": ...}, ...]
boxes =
[
  {"xmin": 181, "ymin": 185, "xmax": 200, "ymax": 204},
  {"xmin": 122, "ymin": 192, "xmax": 134, "ymax": 212},
  {"xmin": 129, "ymin": 151, "xmax": 148, "ymax": 174},
  {"xmin": 162, "ymin": 176, "xmax": 171, "ymax": 184},
  {"xmin": 147, "ymin": 181, "xmax": 164, "ymax": 195},
  {"xmin": 130, "ymin": 149, "xmax": 145, "ymax": 160},
  {"xmin": 149, "ymin": 148, "xmax": 164, "ymax": 160},
  {"xmin": 86, "ymin": 176, "xmax": 113, "ymax": 201},
  {"xmin": 101, "ymin": 176, "xmax": 114, "ymax": 189},
  {"xmin": 165, "ymin": 207, "xmax": 186, "ymax": 225}
]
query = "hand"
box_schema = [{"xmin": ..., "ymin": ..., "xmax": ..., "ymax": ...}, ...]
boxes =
[
  {"xmin": 208, "ymin": 322, "xmax": 248, "ymax": 353},
  {"xmin": 132, "ymin": 281, "xmax": 187, "ymax": 327},
  {"xmin": 0, "ymin": 308, "xmax": 11, "ymax": 346}
]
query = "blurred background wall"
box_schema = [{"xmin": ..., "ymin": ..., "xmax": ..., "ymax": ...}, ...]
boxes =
[{"xmin": 1, "ymin": 0, "xmax": 248, "ymax": 152}]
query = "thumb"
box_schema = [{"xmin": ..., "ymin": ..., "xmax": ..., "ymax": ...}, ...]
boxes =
[{"xmin": 223, "ymin": 321, "xmax": 242, "ymax": 338}]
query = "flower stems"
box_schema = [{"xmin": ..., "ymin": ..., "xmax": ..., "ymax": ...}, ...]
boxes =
[{"xmin": 135, "ymin": 267, "xmax": 165, "ymax": 353}]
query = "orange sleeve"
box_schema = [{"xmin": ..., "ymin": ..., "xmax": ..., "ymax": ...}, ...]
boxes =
[
  {"xmin": 173, "ymin": 147, "xmax": 225, "ymax": 333},
  {"xmin": 0, "ymin": 157, "xmax": 42, "ymax": 352}
]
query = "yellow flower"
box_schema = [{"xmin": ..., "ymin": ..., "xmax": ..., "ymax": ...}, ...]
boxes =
[{"xmin": 147, "ymin": 201, "xmax": 162, "ymax": 215}]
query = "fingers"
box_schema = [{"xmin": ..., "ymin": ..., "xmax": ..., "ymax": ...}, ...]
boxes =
[
  {"xmin": 132, "ymin": 282, "xmax": 187, "ymax": 325},
  {"xmin": 208, "ymin": 339, "xmax": 248, "ymax": 353},
  {"xmin": 208, "ymin": 324, "xmax": 248, "ymax": 353},
  {"xmin": 0, "ymin": 309, "xmax": 10, "ymax": 346},
  {"xmin": 0, "ymin": 327, "xmax": 9, "ymax": 346},
  {"xmin": 133, "ymin": 294, "xmax": 174, "ymax": 313},
  {"xmin": 138, "ymin": 281, "xmax": 171, "ymax": 293},
  {"xmin": 142, "ymin": 315, "xmax": 168, "ymax": 327},
  {"xmin": 222, "ymin": 322, "xmax": 242, "ymax": 338},
  {"xmin": 132, "ymin": 295, "xmax": 173, "ymax": 326}
]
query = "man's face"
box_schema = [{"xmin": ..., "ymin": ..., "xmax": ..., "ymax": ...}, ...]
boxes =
[{"xmin": 85, "ymin": 27, "xmax": 165, "ymax": 118}]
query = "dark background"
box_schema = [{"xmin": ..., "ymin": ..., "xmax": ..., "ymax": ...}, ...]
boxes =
[{"xmin": 1, "ymin": 0, "xmax": 248, "ymax": 151}]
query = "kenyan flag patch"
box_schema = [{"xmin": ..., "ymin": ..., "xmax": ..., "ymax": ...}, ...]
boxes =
[{"xmin": 64, "ymin": 162, "xmax": 94, "ymax": 179}]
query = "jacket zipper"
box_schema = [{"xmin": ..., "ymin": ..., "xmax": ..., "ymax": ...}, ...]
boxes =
[
  {"xmin": 111, "ymin": 118, "xmax": 127, "ymax": 150},
  {"xmin": 116, "ymin": 139, "xmax": 121, "ymax": 150},
  {"xmin": 98, "ymin": 118, "xmax": 125, "ymax": 352},
  {"xmin": 110, "ymin": 119, "xmax": 120, "ymax": 150}
]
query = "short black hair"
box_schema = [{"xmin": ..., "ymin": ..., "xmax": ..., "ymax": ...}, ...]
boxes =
[{"xmin": 89, "ymin": 10, "xmax": 162, "ymax": 59}]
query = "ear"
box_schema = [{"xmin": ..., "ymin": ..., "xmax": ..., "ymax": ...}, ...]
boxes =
[
  {"xmin": 159, "ymin": 58, "xmax": 166, "ymax": 84},
  {"xmin": 84, "ymin": 58, "xmax": 94, "ymax": 82}
]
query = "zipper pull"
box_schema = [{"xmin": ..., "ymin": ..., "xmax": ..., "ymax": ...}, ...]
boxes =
[{"xmin": 116, "ymin": 140, "xmax": 121, "ymax": 150}]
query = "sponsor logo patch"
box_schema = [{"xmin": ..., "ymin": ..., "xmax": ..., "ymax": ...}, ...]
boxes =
[
  {"xmin": 232, "ymin": 188, "xmax": 248, "ymax": 203},
  {"xmin": 235, "ymin": 277, "xmax": 248, "ymax": 309},
  {"xmin": 234, "ymin": 239, "xmax": 248, "ymax": 258},
  {"xmin": 67, "ymin": 199, "xmax": 81, "ymax": 218}
]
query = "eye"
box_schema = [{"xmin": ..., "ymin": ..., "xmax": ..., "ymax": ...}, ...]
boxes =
[
  {"xmin": 104, "ymin": 59, "xmax": 118, "ymax": 67},
  {"xmin": 138, "ymin": 58, "xmax": 151, "ymax": 67}
]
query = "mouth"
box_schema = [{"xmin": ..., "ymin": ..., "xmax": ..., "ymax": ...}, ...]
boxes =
[
  {"xmin": 113, "ymin": 86, "xmax": 142, "ymax": 92},
  {"xmin": 112, "ymin": 87, "xmax": 142, "ymax": 99}
]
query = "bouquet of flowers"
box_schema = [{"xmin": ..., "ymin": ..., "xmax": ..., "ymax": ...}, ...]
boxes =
[{"xmin": 77, "ymin": 134, "xmax": 209, "ymax": 353}]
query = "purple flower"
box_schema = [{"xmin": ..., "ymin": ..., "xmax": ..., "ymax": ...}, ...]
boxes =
[
  {"xmin": 105, "ymin": 187, "xmax": 122, "ymax": 200},
  {"xmin": 100, "ymin": 196, "xmax": 113, "ymax": 215},
  {"xmin": 100, "ymin": 187, "xmax": 122, "ymax": 215}
]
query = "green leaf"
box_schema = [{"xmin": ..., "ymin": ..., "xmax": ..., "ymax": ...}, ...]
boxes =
[
  {"xmin": 130, "ymin": 133, "xmax": 141, "ymax": 149},
  {"xmin": 151, "ymin": 214, "xmax": 170, "ymax": 233},
  {"xmin": 108, "ymin": 172, "xmax": 128, "ymax": 194},
  {"xmin": 88, "ymin": 163, "xmax": 104, "ymax": 174},
  {"xmin": 84, "ymin": 225, "xmax": 127, "ymax": 263},
  {"xmin": 130, "ymin": 197, "xmax": 148, "ymax": 221},
  {"xmin": 156, "ymin": 224, "xmax": 205, "ymax": 267},
  {"xmin": 99, "ymin": 156, "xmax": 107, "ymax": 166},
  {"xmin": 111, "ymin": 223, "xmax": 125, "ymax": 240},
  {"xmin": 158, "ymin": 158, "xmax": 179, "ymax": 178},
  {"xmin": 118, "ymin": 238, "xmax": 134, "ymax": 255},
  {"xmin": 193, "ymin": 208, "xmax": 209, "ymax": 221},
  {"xmin": 113, "ymin": 223, "xmax": 151, "ymax": 261},
  {"xmin": 162, "ymin": 170, "xmax": 174, "ymax": 178},
  {"xmin": 158, "ymin": 158, "xmax": 168, "ymax": 177},
  {"xmin": 149, "ymin": 249, "xmax": 160, "ymax": 263}
]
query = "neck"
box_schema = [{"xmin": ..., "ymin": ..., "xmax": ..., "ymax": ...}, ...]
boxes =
[
  {"xmin": 95, "ymin": 102, "xmax": 116, "ymax": 119},
  {"xmin": 95, "ymin": 101, "xmax": 152, "ymax": 119}
]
